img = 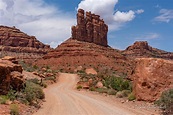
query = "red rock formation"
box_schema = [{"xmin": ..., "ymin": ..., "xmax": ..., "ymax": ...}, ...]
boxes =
[
  {"xmin": 131, "ymin": 58, "xmax": 173, "ymax": 102},
  {"xmin": 0, "ymin": 57, "xmax": 24, "ymax": 94},
  {"xmin": 71, "ymin": 9, "xmax": 108, "ymax": 47},
  {"xmin": 123, "ymin": 41, "xmax": 173, "ymax": 59},
  {"xmin": 0, "ymin": 26, "xmax": 51, "ymax": 54},
  {"xmin": 36, "ymin": 39, "xmax": 133, "ymax": 76}
]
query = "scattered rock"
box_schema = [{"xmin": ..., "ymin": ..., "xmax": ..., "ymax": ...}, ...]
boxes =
[
  {"xmin": 95, "ymin": 81, "xmax": 103, "ymax": 88},
  {"xmin": 85, "ymin": 68, "xmax": 97, "ymax": 75}
]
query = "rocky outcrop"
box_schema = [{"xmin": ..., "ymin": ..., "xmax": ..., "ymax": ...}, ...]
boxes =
[
  {"xmin": 0, "ymin": 26, "xmax": 51, "ymax": 54},
  {"xmin": 123, "ymin": 41, "xmax": 173, "ymax": 59},
  {"xmin": 131, "ymin": 58, "xmax": 173, "ymax": 102},
  {"xmin": 71, "ymin": 9, "xmax": 108, "ymax": 47},
  {"xmin": 0, "ymin": 57, "xmax": 24, "ymax": 94},
  {"xmin": 126, "ymin": 41, "xmax": 152, "ymax": 51}
]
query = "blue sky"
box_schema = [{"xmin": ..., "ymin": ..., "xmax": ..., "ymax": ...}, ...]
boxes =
[{"xmin": 0, "ymin": 0, "xmax": 173, "ymax": 52}]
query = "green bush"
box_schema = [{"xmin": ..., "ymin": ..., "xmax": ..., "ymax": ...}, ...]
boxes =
[
  {"xmin": 103, "ymin": 76, "xmax": 132, "ymax": 91},
  {"xmin": 89, "ymin": 87, "xmax": 96, "ymax": 91},
  {"xmin": 128, "ymin": 92, "xmax": 136, "ymax": 101},
  {"xmin": 24, "ymin": 81, "xmax": 45, "ymax": 104},
  {"xmin": 0, "ymin": 95, "xmax": 8, "ymax": 104},
  {"xmin": 155, "ymin": 89, "xmax": 173, "ymax": 114},
  {"xmin": 77, "ymin": 85, "xmax": 82, "ymax": 90},
  {"xmin": 7, "ymin": 89, "xmax": 17, "ymax": 101},
  {"xmin": 10, "ymin": 104, "xmax": 19, "ymax": 115}
]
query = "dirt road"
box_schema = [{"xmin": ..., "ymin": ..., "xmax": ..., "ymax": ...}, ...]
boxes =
[{"xmin": 34, "ymin": 73, "xmax": 158, "ymax": 115}]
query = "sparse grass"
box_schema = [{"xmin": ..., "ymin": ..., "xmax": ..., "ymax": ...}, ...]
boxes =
[
  {"xmin": 10, "ymin": 104, "xmax": 19, "ymax": 115},
  {"xmin": 128, "ymin": 92, "xmax": 136, "ymax": 101},
  {"xmin": 155, "ymin": 89, "xmax": 173, "ymax": 115},
  {"xmin": 89, "ymin": 87, "xmax": 96, "ymax": 91},
  {"xmin": 0, "ymin": 95, "xmax": 8, "ymax": 104},
  {"xmin": 95, "ymin": 88, "xmax": 108, "ymax": 94}
]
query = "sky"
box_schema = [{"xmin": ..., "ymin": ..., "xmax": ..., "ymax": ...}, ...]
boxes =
[{"xmin": 0, "ymin": 0, "xmax": 173, "ymax": 52}]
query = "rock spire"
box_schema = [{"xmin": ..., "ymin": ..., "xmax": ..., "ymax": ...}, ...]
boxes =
[{"xmin": 71, "ymin": 9, "xmax": 108, "ymax": 47}]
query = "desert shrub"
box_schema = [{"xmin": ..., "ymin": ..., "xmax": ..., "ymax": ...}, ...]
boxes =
[
  {"xmin": 121, "ymin": 90, "xmax": 131, "ymax": 97},
  {"xmin": 44, "ymin": 76, "xmax": 56, "ymax": 81},
  {"xmin": 7, "ymin": 89, "xmax": 17, "ymax": 101},
  {"xmin": 10, "ymin": 104, "xmax": 19, "ymax": 115},
  {"xmin": 128, "ymin": 92, "xmax": 136, "ymax": 101},
  {"xmin": 116, "ymin": 91, "xmax": 124, "ymax": 98},
  {"xmin": 24, "ymin": 81, "xmax": 45, "ymax": 104},
  {"xmin": 95, "ymin": 88, "xmax": 108, "ymax": 94},
  {"xmin": 107, "ymin": 89, "xmax": 117, "ymax": 95},
  {"xmin": 89, "ymin": 87, "xmax": 96, "ymax": 91},
  {"xmin": 77, "ymin": 85, "xmax": 82, "ymax": 90},
  {"xmin": 103, "ymin": 76, "xmax": 132, "ymax": 91},
  {"xmin": 155, "ymin": 89, "xmax": 173, "ymax": 114},
  {"xmin": 40, "ymin": 81, "xmax": 47, "ymax": 88},
  {"xmin": 0, "ymin": 95, "xmax": 8, "ymax": 104},
  {"xmin": 77, "ymin": 70, "xmax": 86, "ymax": 74},
  {"xmin": 27, "ymin": 78, "xmax": 40, "ymax": 85}
]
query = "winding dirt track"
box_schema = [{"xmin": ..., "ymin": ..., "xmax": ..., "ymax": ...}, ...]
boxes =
[{"xmin": 34, "ymin": 73, "xmax": 157, "ymax": 115}]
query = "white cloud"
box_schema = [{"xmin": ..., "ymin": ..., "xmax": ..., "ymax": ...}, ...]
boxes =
[
  {"xmin": 113, "ymin": 10, "xmax": 135, "ymax": 23},
  {"xmin": 135, "ymin": 33, "xmax": 160, "ymax": 40},
  {"xmin": 0, "ymin": 0, "xmax": 75, "ymax": 48},
  {"xmin": 136, "ymin": 9, "xmax": 144, "ymax": 14},
  {"xmin": 154, "ymin": 9, "xmax": 173, "ymax": 23},
  {"xmin": 78, "ymin": 0, "xmax": 144, "ymax": 30}
]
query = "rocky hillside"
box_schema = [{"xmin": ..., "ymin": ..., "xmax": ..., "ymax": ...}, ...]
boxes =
[
  {"xmin": 36, "ymin": 38, "xmax": 133, "ymax": 76},
  {"xmin": 122, "ymin": 41, "xmax": 173, "ymax": 59},
  {"xmin": 0, "ymin": 25, "xmax": 51, "ymax": 54}
]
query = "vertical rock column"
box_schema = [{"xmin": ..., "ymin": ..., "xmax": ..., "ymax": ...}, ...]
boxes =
[{"xmin": 71, "ymin": 9, "xmax": 108, "ymax": 47}]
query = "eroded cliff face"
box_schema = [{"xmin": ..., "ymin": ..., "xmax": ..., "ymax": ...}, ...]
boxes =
[
  {"xmin": 0, "ymin": 26, "xmax": 51, "ymax": 54},
  {"xmin": 71, "ymin": 9, "xmax": 108, "ymax": 47},
  {"xmin": 131, "ymin": 58, "xmax": 173, "ymax": 102},
  {"xmin": 0, "ymin": 56, "xmax": 24, "ymax": 94}
]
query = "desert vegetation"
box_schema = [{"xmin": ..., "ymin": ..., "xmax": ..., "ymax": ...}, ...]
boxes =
[
  {"xmin": 77, "ymin": 67, "xmax": 135, "ymax": 101},
  {"xmin": 155, "ymin": 89, "xmax": 173, "ymax": 115}
]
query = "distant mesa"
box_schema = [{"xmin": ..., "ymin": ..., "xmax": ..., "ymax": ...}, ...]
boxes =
[{"xmin": 71, "ymin": 9, "xmax": 108, "ymax": 47}]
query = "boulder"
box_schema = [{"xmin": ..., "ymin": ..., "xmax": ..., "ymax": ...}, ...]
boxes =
[
  {"xmin": 85, "ymin": 68, "xmax": 97, "ymax": 75},
  {"xmin": 0, "ymin": 59, "xmax": 23, "ymax": 94},
  {"xmin": 95, "ymin": 81, "xmax": 103, "ymax": 88}
]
